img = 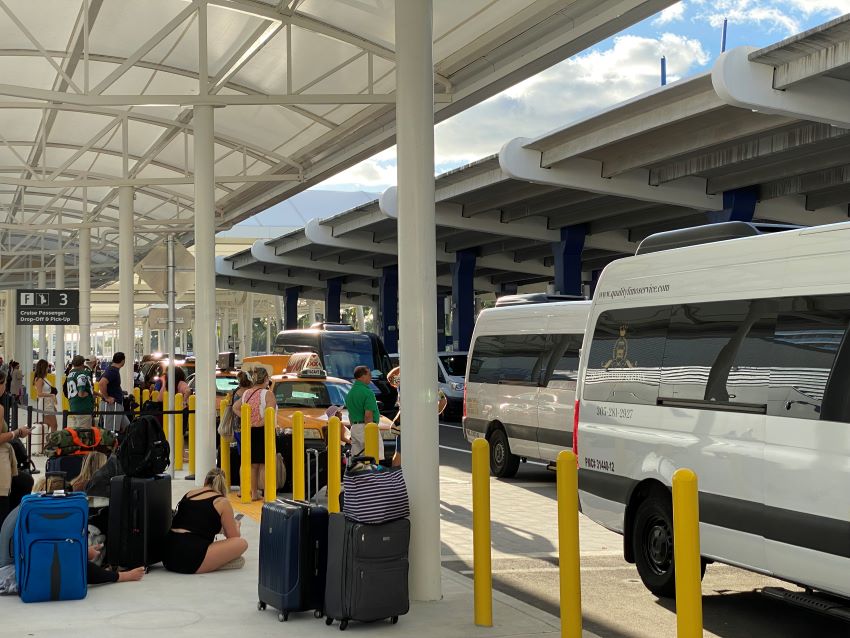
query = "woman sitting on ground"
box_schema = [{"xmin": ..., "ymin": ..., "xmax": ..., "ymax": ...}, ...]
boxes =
[
  {"xmin": 162, "ymin": 468, "xmax": 248, "ymax": 574},
  {"xmin": 70, "ymin": 451, "xmax": 108, "ymax": 492}
]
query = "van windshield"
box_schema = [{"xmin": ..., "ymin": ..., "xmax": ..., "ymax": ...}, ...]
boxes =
[
  {"xmin": 321, "ymin": 333, "xmax": 376, "ymax": 380},
  {"xmin": 439, "ymin": 354, "xmax": 467, "ymax": 377}
]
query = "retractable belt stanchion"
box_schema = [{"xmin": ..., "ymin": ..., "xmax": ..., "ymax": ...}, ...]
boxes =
[
  {"xmin": 292, "ymin": 411, "xmax": 305, "ymax": 501},
  {"xmin": 219, "ymin": 398, "xmax": 231, "ymax": 491},
  {"xmin": 264, "ymin": 406, "xmax": 276, "ymax": 503},
  {"xmin": 557, "ymin": 451, "xmax": 582, "ymax": 638},
  {"xmin": 240, "ymin": 403, "xmax": 251, "ymax": 504},
  {"xmin": 188, "ymin": 395, "xmax": 196, "ymax": 476},
  {"xmin": 161, "ymin": 390, "xmax": 170, "ymax": 442},
  {"xmin": 364, "ymin": 422, "xmax": 380, "ymax": 462},
  {"xmin": 472, "ymin": 438, "xmax": 492, "ymax": 627},
  {"xmin": 327, "ymin": 416, "xmax": 342, "ymax": 513},
  {"xmin": 174, "ymin": 393, "xmax": 184, "ymax": 471}
]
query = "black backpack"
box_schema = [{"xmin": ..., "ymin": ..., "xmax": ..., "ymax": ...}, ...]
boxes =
[{"xmin": 116, "ymin": 414, "xmax": 170, "ymax": 478}]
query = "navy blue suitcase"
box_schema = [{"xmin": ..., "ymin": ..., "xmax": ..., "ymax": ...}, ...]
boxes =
[
  {"xmin": 14, "ymin": 491, "xmax": 88, "ymax": 603},
  {"xmin": 45, "ymin": 455, "xmax": 85, "ymax": 483},
  {"xmin": 258, "ymin": 498, "xmax": 328, "ymax": 621}
]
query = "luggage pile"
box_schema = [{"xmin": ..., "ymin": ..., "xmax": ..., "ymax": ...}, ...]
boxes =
[
  {"xmin": 43, "ymin": 426, "xmax": 118, "ymax": 482},
  {"xmin": 257, "ymin": 454, "xmax": 410, "ymax": 630}
]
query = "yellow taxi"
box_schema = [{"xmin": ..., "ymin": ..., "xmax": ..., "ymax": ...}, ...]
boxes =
[{"xmin": 270, "ymin": 353, "xmax": 396, "ymax": 447}]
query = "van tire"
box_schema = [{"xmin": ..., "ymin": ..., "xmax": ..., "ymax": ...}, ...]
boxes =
[
  {"xmin": 632, "ymin": 494, "xmax": 706, "ymax": 598},
  {"xmin": 488, "ymin": 428, "xmax": 520, "ymax": 478}
]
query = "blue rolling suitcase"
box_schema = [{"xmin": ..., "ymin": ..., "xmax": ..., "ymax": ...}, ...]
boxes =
[
  {"xmin": 257, "ymin": 498, "xmax": 328, "ymax": 621},
  {"xmin": 14, "ymin": 491, "xmax": 88, "ymax": 603}
]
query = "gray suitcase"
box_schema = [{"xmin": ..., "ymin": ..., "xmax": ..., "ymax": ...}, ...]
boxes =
[{"xmin": 323, "ymin": 513, "xmax": 410, "ymax": 630}]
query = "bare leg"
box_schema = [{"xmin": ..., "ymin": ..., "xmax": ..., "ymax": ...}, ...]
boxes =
[
  {"xmin": 195, "ymin": 537, "xmax": 248, "ymax": 574},
  {"xmin": 45, "ymin": 415, "xmax": 57, "ymax": 434},
  {"xmin": 392, "ymin": 452, "xmax": 401, "ymax": 467},
  {"xmin": 250, "ymin": 464, "xmax": 260, "ymax": 500}
]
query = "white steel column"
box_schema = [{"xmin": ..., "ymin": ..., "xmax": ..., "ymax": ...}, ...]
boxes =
[
  {"xmin": 55, "ymin": 249, "xmax": 65, "ymax": 400},
  {"xmin": 355, "ymin": 305, "xmax": 365, "ymax": 331},
  {"xmin": 193, "ymin": 99, "xmax": 217, "ymax": 483},
  {"xmin": 4, "ymin": 291, "xmax": 15, "ymax": 361},
  {"xmin": 79, "ymin": 225, "xmax": 91, "ymax": 357},
  {"xmin": 396, "ymin": 0, "xmax": 440, "ymax": 601},
  {"xmin": 38, "ymin": 270, "xmax": 47, "ymax": 359},
  {"xmin": 240, "ymin": 293, "xmax": 252, "ymax": 357},
  {"xmin": 222, "ymin": 307, "xmax": 231, "ymax": 351},
  {"xmin": 119, "ymin": 185, "xmax": 134, "ymax": 389},
  {"xmin": 142, "ymin": 318, "xmax": 151, "ymax": 355}
]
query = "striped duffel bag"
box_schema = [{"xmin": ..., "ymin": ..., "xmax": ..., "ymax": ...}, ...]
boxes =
[{"xmin": 342, "ymin": 456, "xmax": 410, "ymax": 524}]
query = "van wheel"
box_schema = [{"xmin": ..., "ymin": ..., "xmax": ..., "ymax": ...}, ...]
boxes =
[
  {"xmin": 488, "ymin": 428, "xmax": 520, "ymax": 478},
  {"xmin": 631, "ymin": 495, "xmax": 705, "ymax": 598}
]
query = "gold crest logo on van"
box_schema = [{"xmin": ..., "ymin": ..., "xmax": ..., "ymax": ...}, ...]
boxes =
[{"xmin": 603, "ymin": 325, "xmax": 636, "ymax": 369}]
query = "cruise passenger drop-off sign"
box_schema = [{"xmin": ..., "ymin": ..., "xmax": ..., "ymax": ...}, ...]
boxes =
[{"xmin": 16, "ymin": 289, "xmax": 80, "ymax": 325}]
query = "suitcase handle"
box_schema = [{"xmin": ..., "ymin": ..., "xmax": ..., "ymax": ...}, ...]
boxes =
[{"xmin": 305, "ymin": 448, "xmax": 320, "ymax": 505}]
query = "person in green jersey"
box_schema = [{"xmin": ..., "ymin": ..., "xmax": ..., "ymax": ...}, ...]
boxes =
[
  {"xmin": 344, "ymin": 365, "xmax": 384, "ymax": 460},
  {"xmin": 66, "ymin": 355, "xmax": 95, "ymax": 428}
]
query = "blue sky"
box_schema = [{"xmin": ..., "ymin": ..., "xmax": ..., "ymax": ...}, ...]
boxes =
[{"xmin": 317, "ymin": 0, "xmax": 850, "ymax": 192}]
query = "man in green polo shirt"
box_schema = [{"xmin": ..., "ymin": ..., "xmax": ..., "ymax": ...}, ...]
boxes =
[
  {"xmin": 66, "ymin": 355, "xmax": 95, "ymax": 428},
  {"xmin": 344, "ymin": 365, "xmax": 384, "ymax": 459}
]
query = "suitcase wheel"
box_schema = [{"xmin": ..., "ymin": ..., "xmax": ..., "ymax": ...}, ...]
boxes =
[
  {"xmin": 314, "ymin": 610, "xmax": 323, "ymax": 619},
  {"xmin": 391, "ymin": 617, "xmax": 399, "ymax": 625},
  {"xmin": 257, "ymin": 602, "xmax": 266, "ymax": 611},
  {"xmin": 325, "ymin": 617, "xmax": 334, "ymax": 626},
  {"xmin": 279, "ymin": 612, "xmax": 288, "ymax": 622},
  {"xmin": 339, "ymin": 620, "xmax": 348, "ymax": 631}
]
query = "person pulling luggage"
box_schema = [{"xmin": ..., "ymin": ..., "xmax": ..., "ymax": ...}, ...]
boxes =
[{"xmin": 343, "ymin": 366, "xmax": 384, "ymax": 461}]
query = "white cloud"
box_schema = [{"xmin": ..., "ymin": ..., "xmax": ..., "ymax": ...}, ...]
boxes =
[
  {"xmin": 692, "ymin": 1, "xmax": 800, "ymax": 34},
  {"xmin": 787, "ymin": 0, "xmax": 850, "ymax": 15},
  {"xmin": 654, "ymin": 2, "xmax": 686, "ymax": 25}
]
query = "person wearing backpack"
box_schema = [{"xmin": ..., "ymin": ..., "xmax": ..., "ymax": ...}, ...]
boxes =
[{"xmin": 231, "ymin": 368, "xmax": 276, "ymax": 501}]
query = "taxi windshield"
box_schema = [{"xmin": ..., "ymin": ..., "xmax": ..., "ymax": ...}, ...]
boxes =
[{"xmin": 274, "ymin": 380, "xmax": 350, "ymax": 409}]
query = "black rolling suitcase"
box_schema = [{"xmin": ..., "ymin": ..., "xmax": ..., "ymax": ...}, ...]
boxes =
[
  {"xmin": 278, "ymin": 432, "xmax": 328, "ymax": 496},
  {"xmin": 324, "ymin": 513, "xmax": 410, "ymax": 630},
  {"xmin": 107, "ymin": 474, "xmax": 172, "ymax": 569},
  {"xmin": 257, "ymin": 498, "xmax": 329, "ymax": 621},
  {"xmin": 45, "ymin": 454, "xmax": 86, "ymax": 482}
]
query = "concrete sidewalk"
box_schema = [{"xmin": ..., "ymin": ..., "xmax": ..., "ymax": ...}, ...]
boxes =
[{"xmin": 2, "ymin": 465, "xmax": 601, "ymax": 638}]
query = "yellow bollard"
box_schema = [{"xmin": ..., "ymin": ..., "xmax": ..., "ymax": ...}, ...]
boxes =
[
  {"xmin": 364, "ymin": 422, "xmax": 380, "ymax": 462},
  {"xmin": 174, "ymin": 393, "xmax": 184, "ymax": 471},
  {"xmin": 264, "ymin": 407, "xmax": 276, "ymax": 503},
  {"xmin": 133, "ymin": 388, "xmax": 141, "ymax": 415},
  {"xmin": 219, "ymin": 399, "xmax": 231, "ymax": 491},
  {"xmin": 188, "ymin": 395, "xmax": 196, "ymax": 475},
  {"xmin": 471, "ymin": 438, "xmax": 493, "ymax": 627},
  {"xmin": 673, "ymin": 468, "xmax": 703, "ymax": 638},
  {"xmin": 292, "ymin": 411, "xmax": 305, "ymax": 501},
  {"xmin": 557, "ymin": 451, "xmax": 582, "ymax": 638},
  {"xmin": 142, "ymin": 388, "xmax": 150, "ymax": 407},
  {"xmin": 160, "ymin": 390, "xmax": 169, "ymax": 441},
  {"xmin": 240, "ymin": 403, "xmax": 252, "ymax": 504},
  {"xmin": 327, "ymin": 416, "xmax": 342, "ymax": 513},
  {"xmin": 152, "ymin": 390, "xmax": 159, "ymax": 402}
]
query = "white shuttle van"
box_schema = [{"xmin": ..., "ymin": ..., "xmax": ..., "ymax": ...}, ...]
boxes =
[
  {"xmin": 575, "ymin": 221, "xmax": 850, "ymax": 602},
  {"xmin": 463, "ymin": 294, "xmax": 591, "ymax": 477}
]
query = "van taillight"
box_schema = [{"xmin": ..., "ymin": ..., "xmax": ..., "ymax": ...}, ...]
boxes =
[
  {"xmin": 463, "ymin": 385, "xmax": 467, "ymax": 418},
  {"xmin": 572, "ymin": 400, "xmax": 580, "ymax": 457}
]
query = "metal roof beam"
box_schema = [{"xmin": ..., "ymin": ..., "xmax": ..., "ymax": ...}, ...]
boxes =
[{"xmin": 499, "ymin": 137, "xmax": 719, "ymax": 210}]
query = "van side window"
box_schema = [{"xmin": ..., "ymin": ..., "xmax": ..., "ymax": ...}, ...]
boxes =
[
  {"xmin": 543, "ymin": 334, "xmax": 582, "ymax": 388},
  {"xmin": 468, "ymin": 335, "xmax": 549, "ymax": 385},
  {"xmin": 769, "ymin": 294, "xmax": 850, "ymax": 422},
  {"xmin": 660, "ymin": 299, "xmax": 776, "ymax": 410},
  {"xmin": 583, "ymin": 307, "xmax": 669, "ymax": 405}
]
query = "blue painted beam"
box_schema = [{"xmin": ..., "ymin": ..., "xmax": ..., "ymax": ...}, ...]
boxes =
[
  {"xmin": 285, "ymin": 286, "xmax": 299, "ymax": 330},
  {"xmin": 325, "ymin": 278, "xmax": 342, "ymax": 324},
  {"xmin": 436, "ymin": 294, "xmax": 446, "ymax": 351},
  {"xmin": 380, "ymin": 265, "xmax": 398, "ymax": 353},
  {"xmin": 451, "ymin": 250, "xmax": 476, "ymax": 351},
  {"xmin": 707, "ymin": 186, "xmax": 758, "ymax": 223},
  {"xmin": 552, "ymin": 225, "xmax": 585, "ymax": 296}
]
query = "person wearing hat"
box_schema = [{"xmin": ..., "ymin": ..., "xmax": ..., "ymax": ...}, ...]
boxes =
[{"xmin": 66, "ymin": 355, "xmax": 95, "ymax": 429}]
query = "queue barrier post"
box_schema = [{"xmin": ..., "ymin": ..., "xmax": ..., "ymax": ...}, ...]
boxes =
[
  {"xmin": 133, "ymin": 388, "xmax": 140, "ymax": 415},
  {"xmin": 174, "ymin": 393, "xmax": 184, "ymax": 471},
  {"xmin": 292, "ymin": 411, "xmax": 305, "ymax": 501},
  {"xmin": 471, "ymin": 438, "xmax": 493, "ymax": 627},
  {"xmin": 672, "ymin": 468, "xmax": 703, "ymax": 638},
  {"xmin": 327, "ymin": 416, "xmax": 342, "ymax": 513},
  {"xmin": 142, "ymin": 388, "xmax": 150, "ymax": 407},
  {"xmin": 557, "ymin": 451, "xmax": 582, "ymax": 638},
  {"xmin": 264, "ymin": 407, "xmax": 276, "ymax": 503},
  {"xmin": 219, "ymin": 398, "xmax": 231, "ymax": 491},
  {"xmin": 152, "ymin": 390, "xmax": 159, "ymax": 403},
  {"xmin": 160, "ymin": 390, "xmax": 169, "ymax": 441},
  {"xmin": 364, "ymin": 422, "xmax": 380, "ymax": 462},
  {"xmin": 240, "ymin": 403, "xmax": 252, "ymax": 504},
  {"xmin": 188, "ymin": 395, "xmax": 196, "ymax": 475}
]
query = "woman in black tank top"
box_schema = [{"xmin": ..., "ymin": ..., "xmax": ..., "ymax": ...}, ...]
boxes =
[{"xmin": 162, "ymin": 468, "xmax": 248, "ymax": 574}]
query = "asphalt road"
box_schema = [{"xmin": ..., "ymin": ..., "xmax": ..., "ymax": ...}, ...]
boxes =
[{"xmin": 437, "ymin": 420, "xmax": 850, "ymax": 638}]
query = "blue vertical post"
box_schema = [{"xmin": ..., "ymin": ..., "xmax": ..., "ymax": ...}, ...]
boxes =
[
  {"xmin": 661, "ymin": 56, "xmax": 667, "ymax": 86},
  {"xmin": 721, "ymin": 18, "xmax": 728, "ymax": 53},
  {"xmin": 380, "ymin": 266, "xmax": 399, "ymax": 353},
  {"xmin": 707, "ymin": 186, "xmax": 758, "ymax": 223},
  {"xmin": 436, "ymin": 294, "xmax": 446, "ymax": 352},
  {"xmin": 552, "ymin": 225, "xmax": 586, "ymax": 296},
  {"xmin": 589, "ymin": 270, "xmax": 601, "ymax": 299},
  {"xmin": 325, "ymin": 278, "xmax": 342, "ymax": 324},
  {"xmin": 451, "ymin": 250, "xmax": 476, "ymax": 352},
  {"xmin": 285, "ymin": 287, "xmax": 299, "ymax": 330}
]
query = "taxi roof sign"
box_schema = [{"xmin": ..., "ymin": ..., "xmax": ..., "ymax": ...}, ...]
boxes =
[{"xmin": 286, "ymin": 352, "xmax": 327, "ymax": 378}]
